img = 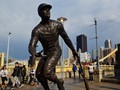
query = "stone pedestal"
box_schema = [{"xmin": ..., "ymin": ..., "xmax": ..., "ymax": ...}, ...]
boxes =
[{"xmin": 94, "ymin": 69, "xmax": 103, "ymax": 82}]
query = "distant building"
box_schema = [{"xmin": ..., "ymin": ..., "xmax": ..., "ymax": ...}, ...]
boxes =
[
  {"xmin": 76, "ymin": 34, "xmax": 87, "ymax": 53},
  {"xmin": 68, "ymin": 48, "xmax": 73, "ymax": 58},
  {"xmin": 92, "ymin": 47, "xmax": 104, "ymax": 60},
  {"xmin": 92, "ymin": 49, "xmax": 101, "ymax": 60},
  {"xmin": 105, "ymin": 39, "xmax": 112, "ymax": 48},
  {"xmin": 79, "ymin": 52, "xmax": 90, "ymax": 62},
  {"xmin": 103, "ymin": 39, "xmax": 114, "ymax": 64},
  {"xmin": 99, "ymin": 47, "xmax": 104, "ymax": 59}
]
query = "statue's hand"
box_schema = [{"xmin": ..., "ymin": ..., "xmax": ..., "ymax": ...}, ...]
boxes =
[
  {"xmin": 35, "ymin": 50, "xmax": 43, "ymax": 57},
  {"xmin": 28, "ymin": 56, "xmax": 36, "ymax": 67},
  {"xmin": 72, "ymin": 51, "xmax": 78, "ymax": 59}
]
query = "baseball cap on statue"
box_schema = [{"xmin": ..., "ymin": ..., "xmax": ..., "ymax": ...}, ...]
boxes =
[{"xmin": 38, "ymin": 3, "xmax": 52, "ymax": 11}]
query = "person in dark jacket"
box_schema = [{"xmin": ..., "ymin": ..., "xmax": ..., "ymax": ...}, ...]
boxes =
[
  {"xmin": 78, "ymin": 66, "xmax": 82, "ymax": 79},
  {"xmin": 72, "ymin": 64, "xmax": 77, "ymax": 79},
  {"xmin": 19, "ymin": 63, "xmax": 23, "ymax": 83},
  {"xmin": 21, "ymin": 65, "xmax": 26, "ymax": 83},
  {"xmin": 11, "ymin": 62, "xmax": 23, "ymax": 89}
]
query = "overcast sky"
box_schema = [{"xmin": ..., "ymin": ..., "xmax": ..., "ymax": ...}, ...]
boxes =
[{"xmin": 0, "ymin": 0, "xmax": 120, "ymax": 60}]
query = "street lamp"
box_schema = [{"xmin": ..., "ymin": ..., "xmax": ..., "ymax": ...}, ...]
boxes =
[
  {"xmin": 57, "ymin": 17, "xmax": 67, "ymax": 79},
  {"xmin": 57, "ymin": 17, "xmax": 67, "ymax": 23},
  {"xmin": 6, "ymin": 32, "xmax": 11, "ymax": 66},
  {"xmin": 94, "ymin": 18, "xmax": 100, "ymax": 70}
]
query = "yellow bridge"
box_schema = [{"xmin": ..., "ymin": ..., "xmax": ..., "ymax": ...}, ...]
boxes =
[{"xmin": 94, "ymin": 48, "xmax": 118, "ymax": 64}]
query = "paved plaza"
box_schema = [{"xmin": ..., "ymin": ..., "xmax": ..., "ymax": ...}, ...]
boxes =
[{"xmin": 8, "ymin": 78, "xmax": 120, "ymax": 90}]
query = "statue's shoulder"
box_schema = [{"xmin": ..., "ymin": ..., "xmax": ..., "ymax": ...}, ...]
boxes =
[
  {"xmin": 50, "ymin": 19, "xmax": 62, "ymax": 26},
  {"xmin": 32, "ymin": 23, "xmax": 42, "ymax": 33}
]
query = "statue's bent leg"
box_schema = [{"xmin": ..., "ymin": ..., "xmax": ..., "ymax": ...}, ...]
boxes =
[
  {"xmin": 43, "ymin": 51, "xmax": 65, "ymax": 90},
  {"xmin": 36, "ymin": 57, "xmax": 50, "ymax": 90}
]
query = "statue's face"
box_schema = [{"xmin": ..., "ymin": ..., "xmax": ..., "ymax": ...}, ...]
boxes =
[{"xmin": 40, "ymin": 7, "xmax": 50, "ymax": 19}]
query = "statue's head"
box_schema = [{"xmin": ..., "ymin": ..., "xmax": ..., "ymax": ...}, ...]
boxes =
[{"xmin": 38, "ymin": 3, "xmax": 52, "ymax": 18}]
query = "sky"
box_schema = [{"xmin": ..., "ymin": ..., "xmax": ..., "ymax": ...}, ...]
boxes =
[{"xmin": 0, "ymin": 0, "xmax": 120, "ymax": 60}]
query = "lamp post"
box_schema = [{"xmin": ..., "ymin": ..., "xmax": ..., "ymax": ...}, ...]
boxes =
[
  {"xmin": 57, "ymin": 17, "xmax": 67, "ymax": 79},
  {"xmin": 6, "ymin": 32, "xmax": 11, "ymax": 66},
  {"xmin": 94, "ymin": 18, "xmax": 100, "ymax": 70}
]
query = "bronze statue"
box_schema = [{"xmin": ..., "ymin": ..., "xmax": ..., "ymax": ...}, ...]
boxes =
[{"xmin": 28, "ymin": 3, "xmax": 78, "ymax": 90}]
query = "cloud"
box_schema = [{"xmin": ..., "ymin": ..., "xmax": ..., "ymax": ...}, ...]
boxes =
[{"xmin": 0, "ymin": 0, "xmax": 120, "ymax": 59}]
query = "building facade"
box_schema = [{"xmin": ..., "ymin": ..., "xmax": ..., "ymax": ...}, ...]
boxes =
[
  {"xmin": 76, "ymin": 34, "xmax": 87, "ymax": 53},
  {"xmin": 103, "ymin": 48, "xmax": 114, "ymax": 65},
  {"xmin": 105, "ymin": 39, "xmax": 112, "ymax": 48}
]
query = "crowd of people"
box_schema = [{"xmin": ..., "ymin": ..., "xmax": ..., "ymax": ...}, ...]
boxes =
[
  {"xmin": 0, "ymin": 62, "xmax": 37, "ymax": 90},
  {"xmin": 0, "ymin": 61, "xmax": 95, "ymax": 90}
]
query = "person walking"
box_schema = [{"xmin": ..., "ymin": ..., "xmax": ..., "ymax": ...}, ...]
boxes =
[
  {"xmin": 21, "ymin": 65, "xmax": 26, "ymax": 83},
  {"xmin": 72, "ymin": 64, "xmax": 77, "ymax": 79},
  {"xmin": 19, "ymin": 63, "xmax": 23, "ymax": 83},
  {"xmin": 11, "ymin": 62, "xmax": 23, "ymax": 89},
  {"xmin": 29, "ymin": 66, "xmax": 35, "ymax": 85},
  {"xmin": 78, "ymin": 66, "xmax": 82, "ymax": 79},
  {"xmin": 88, "ymin": 63, "xmax": 94, "ymax": 82}
]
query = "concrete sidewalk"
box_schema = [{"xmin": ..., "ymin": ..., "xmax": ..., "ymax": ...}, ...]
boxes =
[
  {"xmin": 6, "ymin": 78, "xmax": 120, "ymax": 90},
  {"xmin": 64, "ymin": 78, "xmax": 120, "ymax": 90}
]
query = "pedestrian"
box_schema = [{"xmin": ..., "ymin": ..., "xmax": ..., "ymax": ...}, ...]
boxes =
[
  {"xmin": 19, "ymin": 63, "xmax": 23, "ymax": 83},
  {"xmin": 29, "ymin": 66, "xmax": 35, "ymax": 85},
  {"xmin": 21, "ymin": 65, "xmax": 26, "ymax": 83},
  {"xmin": 11, "ymin": 62, "xmax": 23, "ymax": 89},
  {"xmin": 72, "ymin": 64, "xmax": 77, "ymax": 79},
  {"xmin": 88, "ymin": 63, "xmax": 94, "ymax": 82},
  {"xmin": 0, "ymin": 65, "xmax": 8, "ymax": 89},
  {"xmin": 78, "ymin": 66, "xmax": 82, "ymax": 79},
  {"xmin": 28, "ymin": 3, "xmax": 79, "ymax": 90}
]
